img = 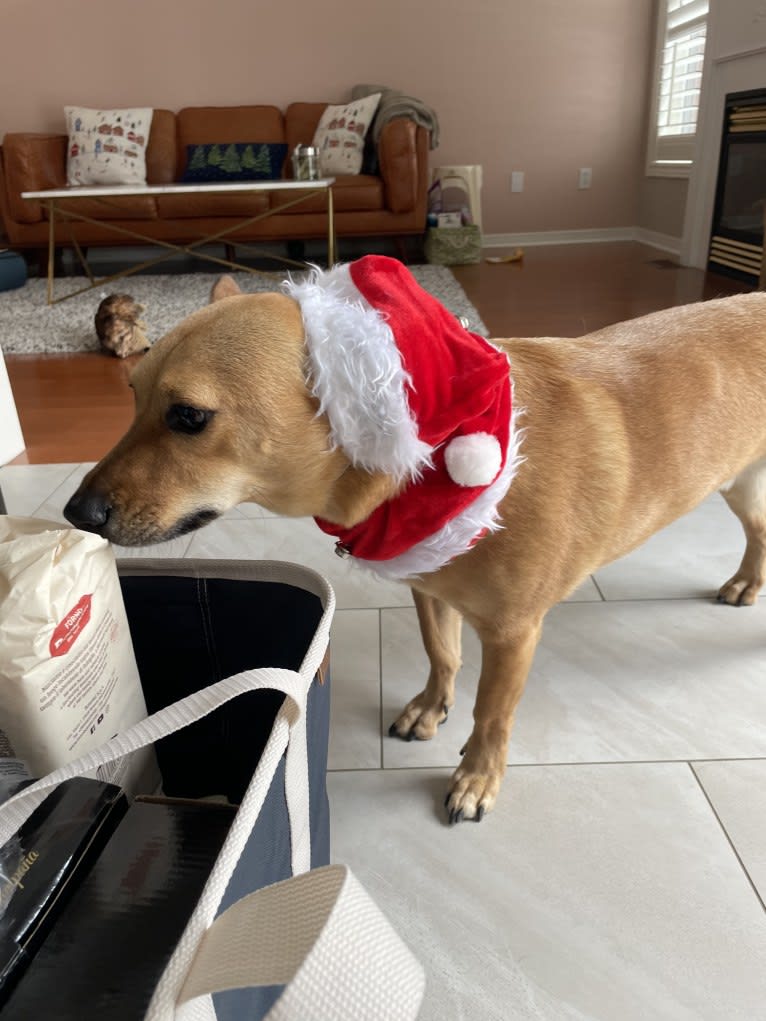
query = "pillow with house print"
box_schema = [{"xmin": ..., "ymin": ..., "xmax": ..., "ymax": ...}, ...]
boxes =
[
  {"xmin": 65, "ymin": 106, "xmax": 154, "ymax": 186},
  {"xmin": 312, "ymin": 94, "xmax": 381, "ymax": 176}
]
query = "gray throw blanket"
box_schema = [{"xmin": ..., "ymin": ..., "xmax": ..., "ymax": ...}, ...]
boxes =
[{"xmin": 351, "ymin": 84, "xmax": 440, "ymax": 150}]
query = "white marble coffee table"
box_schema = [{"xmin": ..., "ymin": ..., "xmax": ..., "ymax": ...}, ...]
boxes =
[{"xmin": 22, "ymin": 179, "xmax": 336, "ymax": 305}]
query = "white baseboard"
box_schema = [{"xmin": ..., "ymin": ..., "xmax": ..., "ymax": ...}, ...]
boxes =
[
  {"xmin": 483, "ymin": 227, "xmax": 682, "ymax": 255},
  {"xmin": 631, "ymin": 228, "xmax": 682, "ymax": 255}
]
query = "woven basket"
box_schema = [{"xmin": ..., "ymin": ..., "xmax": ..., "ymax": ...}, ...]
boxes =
[{"xmin": 424, "ymin": 225, "xmax": 482, "ymax": 266}]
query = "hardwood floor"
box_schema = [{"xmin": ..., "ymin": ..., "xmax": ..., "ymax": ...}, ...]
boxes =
[{"xmin": 6, "ymin": 242, "xmax": 751, "ymax": 465}]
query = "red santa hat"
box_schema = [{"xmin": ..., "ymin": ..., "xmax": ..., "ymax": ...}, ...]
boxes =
[{"xmin": 284, "ymin": 255, "xmax": 523, "ymax": 579}]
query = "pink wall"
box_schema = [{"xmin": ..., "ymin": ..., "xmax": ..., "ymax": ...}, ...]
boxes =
[{"xmin": 1, "ymin": 0, "xmax": 654, "ymax": 235}]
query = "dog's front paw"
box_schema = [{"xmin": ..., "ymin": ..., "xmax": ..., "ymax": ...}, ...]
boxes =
[
  {"xmin": 717, "ymin": 572, "xmax": 763, "ymax": 606},
  {"xmin": 444, "ymin": 766, "xmax": 501, "ymax": 825},
  {"xmin": 444, "ymin": 739, "xmax": 505, "ymax": 824},
  {"xmin": 388, "ymin": 692, "xmax": 451, "ymax": 742}
]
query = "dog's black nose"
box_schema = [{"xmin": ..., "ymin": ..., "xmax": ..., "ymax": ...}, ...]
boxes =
[{"xmin": 64, "ymin": 488, "xmax": 111, "ymax": 532}]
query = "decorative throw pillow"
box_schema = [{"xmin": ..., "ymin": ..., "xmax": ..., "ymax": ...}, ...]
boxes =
[
  {"xmin": 180, "ymin": 142, "xmax": 287, "ymax": 183},
  {"xmin": 65, "ymin": 106, "xmax": 153, "ymax": 186},
  {"xmin": 312, "ymin": 94, "xmax": 381, "ymax": 176}
]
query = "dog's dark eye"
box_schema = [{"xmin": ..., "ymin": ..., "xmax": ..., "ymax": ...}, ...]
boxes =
[{"xmin": 166, "ymin": 404, "xmax": 214, "ymax": 434}]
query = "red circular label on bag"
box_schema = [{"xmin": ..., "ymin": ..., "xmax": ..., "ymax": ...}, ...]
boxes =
[{"xmin": 49, "ymin": 594, "xmax": 93, "ymax": 658}]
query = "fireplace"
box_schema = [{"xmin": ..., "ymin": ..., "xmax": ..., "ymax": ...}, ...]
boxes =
[{"xmin": 708, "ymin": 88, "xmax": 766, "ymax": 283}]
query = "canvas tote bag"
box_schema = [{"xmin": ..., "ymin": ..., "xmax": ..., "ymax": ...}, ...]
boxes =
[{"xmin": 0, "ymin": 559, "xmax": 425, "ymax": 1020}]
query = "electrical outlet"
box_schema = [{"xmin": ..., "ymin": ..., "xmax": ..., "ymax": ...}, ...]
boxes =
[
  {"xmin": 511, "ymin": 171, "xmax": 524, "ymax": 193},
  {"xmin": 578, "ymin": 167, "xmax": 592, "ymax": 189}
]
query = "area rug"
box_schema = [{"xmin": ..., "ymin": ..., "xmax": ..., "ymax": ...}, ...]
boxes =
[{"xmin": 0, "ymin": 265, "xmax": 488, "ymax": 355}]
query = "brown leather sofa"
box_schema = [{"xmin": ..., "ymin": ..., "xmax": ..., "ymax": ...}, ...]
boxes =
[{"xmin": 0, "ymin": 104, "xmax": 429, "ymax": 261}]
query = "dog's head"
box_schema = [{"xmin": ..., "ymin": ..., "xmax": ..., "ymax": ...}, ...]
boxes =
[{"xmin": 65, "ymin": 278, "xmax": 349, "ymax": 545}]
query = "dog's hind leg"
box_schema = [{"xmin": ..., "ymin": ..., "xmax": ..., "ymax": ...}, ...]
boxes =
[
  {"xmin": 446, "ymin": 619, "xmax": 543, "ymax": 823},
  {"xmin": 389, "ymin": 590, "xmax": 462, "ymax": 741},
  {"xmin": 718, "ymin": 458, "xmax": 766, "ymax": 606}
]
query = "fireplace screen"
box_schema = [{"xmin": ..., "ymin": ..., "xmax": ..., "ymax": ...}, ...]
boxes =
[{"xmin": 708, "ymin": 90, "xmax": 766, "ymax": 281}]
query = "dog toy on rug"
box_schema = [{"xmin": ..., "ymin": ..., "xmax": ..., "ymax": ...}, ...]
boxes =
[
  {"xmin": 94, "ymin": 293, "xmax": 150, "ymax": 358},
  {"xmin": 284, "ymin": 256, "xmax": 524, "ymax": 580}
]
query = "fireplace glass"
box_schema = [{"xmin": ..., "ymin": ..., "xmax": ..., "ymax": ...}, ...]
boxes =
[{"xmin": 708, "ymin": 88, "xmax": 766, "ymax": 282}]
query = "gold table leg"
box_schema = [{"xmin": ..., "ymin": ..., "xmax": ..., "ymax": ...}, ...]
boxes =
[
  {"xmin": 327, "ymin": 186, "xmax": 336, "ymax": 265},
  {"xmin": 46, "ymin": 200, "xmax": 55, "ymax": 306}
]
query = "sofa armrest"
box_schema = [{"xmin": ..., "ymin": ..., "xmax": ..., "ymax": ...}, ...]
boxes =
[
  {"xmin": 1, "ymin": 134, "xmax": 67, "ymax": 225},
  {"xmin": 377, "ymin": 119, "xmax": 428, "ymax": 216}
]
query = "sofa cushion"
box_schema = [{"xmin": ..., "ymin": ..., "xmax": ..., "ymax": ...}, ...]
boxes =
[
  {"xmin": 312, "ymin": 94, "xmax": 381, "ymax": 176},
  {"xmin": 43, "ymin": 194, "xmax": 159, "ymax": 221},
  {"xmin": 285, "ymin": 103, "xmax": 327, "ymax": 161},
  {"xmin": 65, "ymin": 106, "xmax": 154, "ymax": 186},
  {"xmin": 378, "ymin": 119, "xmax": 422, "ymax": 214},
  {"xmin": 180, "ymin": 142, "xmax": 287, "ymax": 183},
  {"xmin": 156, "ymin": 191, "xmax": 270, "ymax": 219},
  {"xmin": 1, "ymin": 134, "xmax": 67, "ymax": 224},
  {"xmin": 269, "ymin": 175, "xmax": 384, "ymax": 214},
  {"xmin": 145, "ymin": 109, "xmax": 178, "ymax": 185},
  {"xmin": 176, "ymin": 106, "xmax": 286, "ymax": 179}
]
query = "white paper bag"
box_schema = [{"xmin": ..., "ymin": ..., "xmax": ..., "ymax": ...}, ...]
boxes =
[
  {"xmin": 0, "ymin": 517, "xmax": 150, "ymax": 783},
  {"xmin": 431, "ymin": 164, "xmax": 483, "ymax": 231}
]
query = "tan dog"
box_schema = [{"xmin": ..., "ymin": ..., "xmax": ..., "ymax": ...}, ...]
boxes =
[{"xmin": 65, "ymin": 265, "xmax": 766, "ymax": 824}]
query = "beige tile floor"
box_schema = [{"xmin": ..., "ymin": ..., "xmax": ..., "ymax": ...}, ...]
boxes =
[{"xmin": 3, "ymin": 461, "xmax": 766, "ymax": 1020}]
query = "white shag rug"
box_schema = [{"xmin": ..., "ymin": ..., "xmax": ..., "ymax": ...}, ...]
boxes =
[{"xmin": 0, "ymin": 265, "xmax": 489, "ymax": 355}]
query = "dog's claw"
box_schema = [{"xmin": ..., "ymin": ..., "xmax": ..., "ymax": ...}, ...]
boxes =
[
  {"xmin": 388, "ymin": 721, "xmax": 418, "ymax": 742},
  {"xmin": 445, "ymin": 800, "xmax": 486, "ymax": 824},
  {"xmin": 389, "ymin": 696, "xmax": 452, "ymax": 744}
]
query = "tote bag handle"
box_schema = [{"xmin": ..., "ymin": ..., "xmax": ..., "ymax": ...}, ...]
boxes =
[{"xmin": 175, "ymin": 865, "xmax": 425, "ymax": 1021}]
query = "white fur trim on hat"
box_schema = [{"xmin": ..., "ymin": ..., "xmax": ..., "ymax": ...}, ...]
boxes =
[
  {"xmin": 444, "ymin": 433, "xmax": 502, "ymax": 487},
  {"xmin": 283, "ymin": 264, "xmax": 433, "ymax": 483}
]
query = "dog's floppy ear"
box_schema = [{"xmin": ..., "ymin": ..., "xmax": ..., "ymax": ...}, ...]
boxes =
[{"xmin": 209, "ymin": 274, "xmax": 243, "ymax": 303}]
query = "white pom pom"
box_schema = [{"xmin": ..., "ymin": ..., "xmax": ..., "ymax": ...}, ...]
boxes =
[{"xmin": 444, "ymin": 433, "xmax": 502, "ymax": 487}]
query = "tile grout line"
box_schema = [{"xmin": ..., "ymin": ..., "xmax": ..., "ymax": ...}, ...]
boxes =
[
  {"xmin": 688, "ymin": 762, "xmax": 765, "ymax": 914},
  {"xmin": 589, "ymin": 574, "xmax": 607, "ymax": 602},
  {"xmin": 29, "ymin": 462, "xmax": 85, "ymax": 518},
  {"xmin": 378, "ymin": 608, "xmax": 384, "ymax": 771},
  {"xmin": 560, "ymin": 593, "xmax": 766, "ymax": 605},
  {"xmin": 336, "ymin": 755, "xmax": 766, "ymax": 774}
]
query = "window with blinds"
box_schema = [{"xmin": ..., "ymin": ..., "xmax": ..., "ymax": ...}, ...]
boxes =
[{"xmin": 647, "ymin": 0, "xmax": 709, "ymax": 174}]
